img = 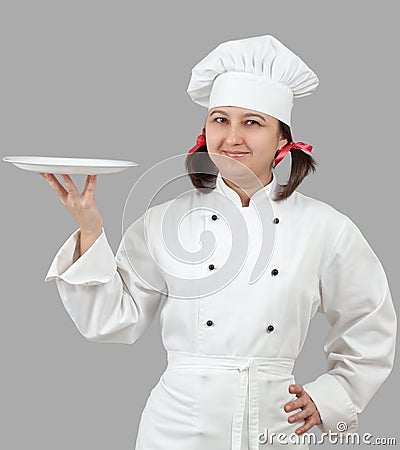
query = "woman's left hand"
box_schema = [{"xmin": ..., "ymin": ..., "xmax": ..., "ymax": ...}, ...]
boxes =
[{"xmin": 284, "ymin": 384, "xmax": 322, "ymax": 434}]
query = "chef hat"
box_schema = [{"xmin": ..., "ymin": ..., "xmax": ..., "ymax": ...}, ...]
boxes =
[{"xmin": 187, "ymin": 34, "xmax": 319, "ymax": 127}]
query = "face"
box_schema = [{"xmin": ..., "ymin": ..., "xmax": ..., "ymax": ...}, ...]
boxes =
[{"xmin": 205, "ymin": 106, "xmax": 288, "ymax": 185}]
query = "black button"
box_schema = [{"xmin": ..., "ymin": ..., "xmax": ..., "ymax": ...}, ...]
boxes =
[
  {"xmin": 211, "ymin": 214, "xmax": 218, "ymax": 221},
  {"xmin": 206, "ymin": 320, "xmax": 214, "ymax": 327},
  {"xmin": 271, "ymin": 269, "xmax": 279, "ymax": 276},
  {"xmin": 208, "ymin": 264, "xmax": 215, "ymax": 270},
  {"xmin": 266, "ymin": 324, "xmax": 274, "ymax": 333},
  {"xmin": 273, "ymin": 218, "xmax": 279, "ymax": 224}
]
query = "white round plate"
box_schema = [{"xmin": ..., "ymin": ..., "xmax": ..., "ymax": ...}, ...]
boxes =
[{"xmin": 2, "ymin": 156, "xmax": 138, "ymax": 175}]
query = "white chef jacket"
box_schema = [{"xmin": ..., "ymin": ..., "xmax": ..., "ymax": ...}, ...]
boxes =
[{"xmin": 45, "ymin": 171, "xmax": 397, "ymax": 450}]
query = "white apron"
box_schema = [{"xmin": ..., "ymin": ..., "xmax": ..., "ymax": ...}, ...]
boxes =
[
  {"xmin": 45, "ymin": 170, "xmax": 397, "ymax": 449},
  {"xmin": 135, "ymin": 351, "xmax": 304, "ymax": 450}
]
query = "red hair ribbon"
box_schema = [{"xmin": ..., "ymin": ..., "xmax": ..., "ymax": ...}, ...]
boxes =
[
  {"xmin": 188, "ymin": 128, "xmax": 206, "ymax": 155},
  {"xmin": 273, "ymin": 141, "xmax": 313, "ymax": 168}
]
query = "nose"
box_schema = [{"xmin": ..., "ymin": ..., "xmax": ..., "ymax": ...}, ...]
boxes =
[{"xmin": 224, "ymin": 125, "xmax": 244, "ymax": 146}]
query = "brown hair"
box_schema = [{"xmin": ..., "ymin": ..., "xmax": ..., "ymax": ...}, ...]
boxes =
[{"xmin": 185, "ymin": 120, "xmax": 318, "ymax": 201}]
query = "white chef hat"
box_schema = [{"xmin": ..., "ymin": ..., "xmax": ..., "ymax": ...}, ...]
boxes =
[{"xmin": 187, "ymin": 34, "xmax": 319, "ymax": 127}]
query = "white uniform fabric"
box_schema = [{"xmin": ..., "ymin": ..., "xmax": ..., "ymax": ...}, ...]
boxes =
[{"xmin": 45, "ymin": 171, "xmax": 397, "ymax": 449}]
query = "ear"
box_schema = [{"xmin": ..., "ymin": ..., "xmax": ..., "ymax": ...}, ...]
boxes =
[{"xmin": 277, "ymin": 137, "xmax": 288, "ymax": 150}]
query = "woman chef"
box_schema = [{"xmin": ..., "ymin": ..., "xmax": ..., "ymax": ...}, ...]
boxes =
[{"xmin": 41, "ymin": 35, "xmax": 397, "ymax": 450}]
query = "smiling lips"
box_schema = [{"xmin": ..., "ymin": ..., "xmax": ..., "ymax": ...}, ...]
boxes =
[{"xmin": 223, "ymin": 150, "xmax": 250, "ymax": 158}]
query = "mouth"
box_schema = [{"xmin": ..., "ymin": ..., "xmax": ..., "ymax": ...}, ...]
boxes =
[{"xmin": 222, "ymin": 150, "xmax": 251, "ymax": 158}]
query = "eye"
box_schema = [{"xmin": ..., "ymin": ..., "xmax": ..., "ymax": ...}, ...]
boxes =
[
  {"xmin": 214, "ymin": 117, "xmax": 227, "ymax": 123},
  {"xmin": 245, "ymin": 119, "xmax": 261, "ymax": 126}
]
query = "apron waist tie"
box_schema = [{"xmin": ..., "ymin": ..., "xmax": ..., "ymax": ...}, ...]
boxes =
[{"xmin": 166, "ymin": 351, "xmax": 295, "ymax": 450}]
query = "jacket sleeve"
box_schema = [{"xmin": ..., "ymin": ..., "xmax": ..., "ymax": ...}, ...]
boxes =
[
  {"xmin": 303, "ymin": 216, "xmax": 397, "ymax": 435},
  {"xmin": 44, "ymin": 209, "xmax": 168, "ymax": 344}
]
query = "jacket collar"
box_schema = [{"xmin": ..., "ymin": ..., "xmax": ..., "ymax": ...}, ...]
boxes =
[{"xmin": 214, "ymin": 171, "xmax": 277, "ymax": 208}]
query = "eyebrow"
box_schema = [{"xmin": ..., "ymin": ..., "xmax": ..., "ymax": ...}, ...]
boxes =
[{"xmin": 209, "ymin": 110, "xmax": 267, "ymax": 123}]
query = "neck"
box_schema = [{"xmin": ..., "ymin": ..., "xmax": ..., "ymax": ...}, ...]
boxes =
[{"xmin": 221, "ymin": 172, "xmax": 273, "ymax": 208}]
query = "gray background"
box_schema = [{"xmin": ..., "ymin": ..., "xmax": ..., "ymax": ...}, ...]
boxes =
[{"xmin": 1, "ymin": 1, "xmax": 398, "ymax": 448}]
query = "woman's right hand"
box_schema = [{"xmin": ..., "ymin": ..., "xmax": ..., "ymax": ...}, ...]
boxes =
[{"xmin": 39, "ymin": 173, "xmax": 103, "ymax": 254}]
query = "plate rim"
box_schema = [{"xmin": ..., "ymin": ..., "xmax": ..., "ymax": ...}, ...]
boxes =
[{"xmin": 2, "ymin": 155, "xmax": 138, "ymax": 167}]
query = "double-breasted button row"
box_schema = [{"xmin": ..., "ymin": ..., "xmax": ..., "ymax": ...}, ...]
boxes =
[
  {"xmin": 209, "ymin": 216, "xmax": 279, "ymax": 275},
  {"xmin": 205, "ymin": 235, "xmax": 216, "ymax": 321},
  {"xmin": 272, "ymin": 218, "xmax": 279, "ymax": 275},
  {"xmin": 205, "ymin": 320, "xmax": 274, "ymax": 333},
  {"xmin": 208, "ymin": 216, "xmax": 217, "ymax": 269},
  {"xmin": 212, "ymin": 215, "xmax": 278, "ymax": 223},
  {"xmin": 205, "ymin": 215, "xmax": 279, "ymax": 335},
  {"xmin": 205, "ymin": 320, "xmax": 273, "ymax": 332}
]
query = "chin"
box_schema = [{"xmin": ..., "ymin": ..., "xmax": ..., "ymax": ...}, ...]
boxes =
[
  {"xmin": 209, "ymin": 152, "xmax": 257, "ymax": 178},
  {"xmin": 218, "ymin": 160, "xmax": 256, "ymax": 181}
]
